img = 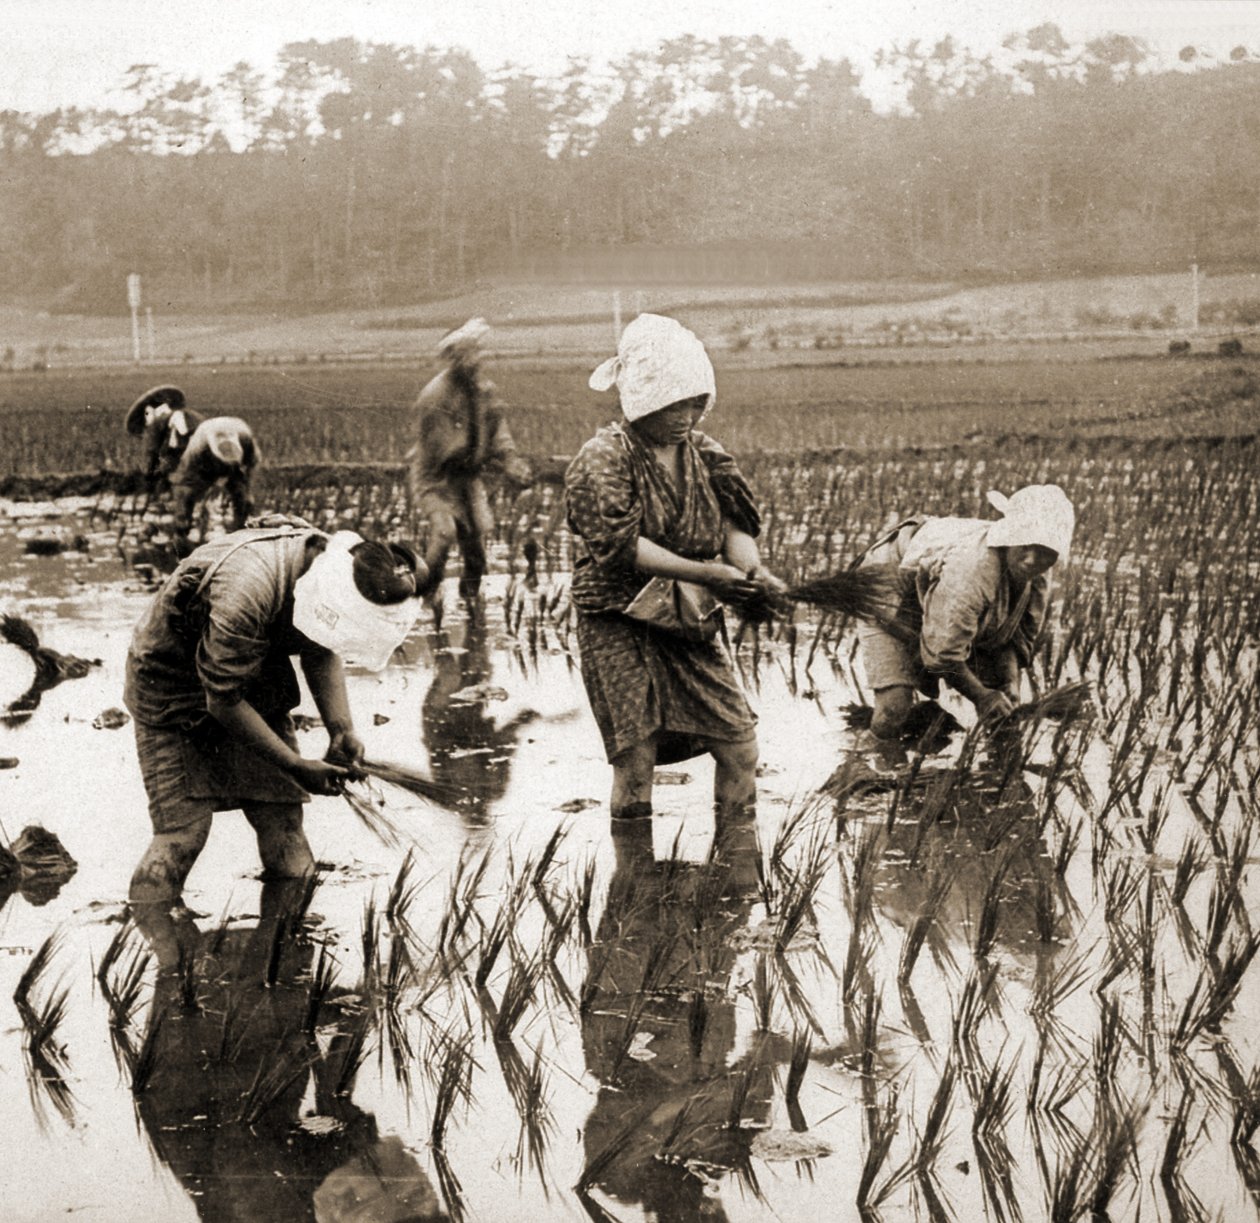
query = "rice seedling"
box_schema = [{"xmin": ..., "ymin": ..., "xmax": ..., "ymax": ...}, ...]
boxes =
[
  {"xmin": 950, "ymin": 963, "xmax": 1000, "ymax": 1062},
  {"xmin": 385, "ymin": 848, "xmax": 422, "ymax": 940},
  {"xmin": 856, "ymin": 1080, "xmax": 912, "ymax": 1216},
  {"xmin": 13, "ymin": 931, "xmax": 64, "ymax": 1028},
  {"xmin": 911, "ymin": 1058, "xmax": 957, "ymax": 1177},
  {"xmin": 129, "ymin": 1006, "xmax": 167, "ymax": 1096},
  {"xmin": 303, "ymin": 942, "xmax": 338, "ymax": 1034},
  {"xmin": 430, "ymin": 1029, "xmax": 474, "ymax": 1150},
  {"xmin": 972, "ymin": 846, "xmax": 1015, "ymax": 962},
  {"xmin": 341, "ymin": 781, "xmax": 409, "ymax": 849},
  {"xmin": 1051, "ymin": 818, "xmax": 1081, "ymax": 880},
  {"xmin": 575, "ymin": 1103, "xmax": 658, "ymax": 1193},
  {"xmin": 492, "ymin": 939, "xmax": 548, "ymax": 1044},
  {"xmin": 898, "ymin": 862, "xmax": 955, "ymax": 985},
  {"xmin": 1042, "ymin": 1125, "xmax": 1096, "ymax": 1223},
  {"xmin": 1031, "ymin": 939, "xmax": 1096, "ymax": 1030},
  {"xmin": 329, "ymin": 1007, "xmax": 375, "ymax": 1098},
  {"xmin": 1171, "ymin": 835, "xmax": 1209, "ymax": 907},
  {"xmin": 236, "ymin": 1040, "xmax": 319, "ymax": 1126},
  {"xmin": 1088, "ymin": 1090, "xmax": 1148, "ymax": 1220}
]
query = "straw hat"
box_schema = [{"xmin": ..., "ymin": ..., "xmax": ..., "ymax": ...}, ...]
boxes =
[
  {"xmin": 589, "ymin": 313, "xmax": 715, "ymax": 422},
  {"xmin": 986, "ymin": 485, "xmax": 1075, "ymax": 559},
  {"xmin": 124, "ymin": 385, "xmax": 186, "ymax": 435}
]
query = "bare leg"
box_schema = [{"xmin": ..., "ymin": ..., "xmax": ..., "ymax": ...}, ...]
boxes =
[
  {"xmin": 710, "ymin": 736, "xmax": 758, "ymax": 821},
  {"xmin": 224, "ymin": 470, "xmax": 253, "ymax": 532},
  {"xmin": 709, "ymin": 737, "xmax": 761, "ymax": 896},
  {"xmin": 610, "ymin": 737, "xmax": 657, "ymax": 821},
  {"xmin": 130, "ymin": 824, "xmax": 211, "ymax": 903},
  {"xmin": 421, "ymin": 507, "xmax": 459, "ymax": 596},
  {"xmin": 456, "ymin": 519, "xmax": 487, "ymax": 601},
  {"xmin": 243, "ymin": 802, "xmax": 315, "ymax": 879},
  {"xmin": 870, "ymin": 685, "xmax": 915, "ymax": 740}
]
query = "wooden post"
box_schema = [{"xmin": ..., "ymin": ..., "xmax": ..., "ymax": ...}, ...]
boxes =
[
  {"xmin": 1190, "ymin": 263, "xmax": 1200, "ymax": 334},
  {"xmin": 612, "ymin": 290, "xmax": 622, "ymax": 342},
  {"xmin": 127, "ymin": 273, "xmax": 142, "ymax": 362}
]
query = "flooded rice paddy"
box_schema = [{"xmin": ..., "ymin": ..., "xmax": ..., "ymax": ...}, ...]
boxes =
[{"xmin": 2, "ymin": 495, "xmax": 1259, "ymax": 1223}]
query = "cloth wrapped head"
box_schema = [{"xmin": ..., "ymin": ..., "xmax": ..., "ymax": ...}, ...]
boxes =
[
  {"xmin": 438, "ymin": 317, "xmax": 490, "ymax": 360},
  {"xmin": 588, "ymin": 313, "xmax": 716, "ymax": 422},
  {"xmin": 293, "ymin": 532, "xmax": 424, "ymax": 671},
  {"xmin": 986, "ymin": 484, "xmax": 1075, "ymax": 559}
]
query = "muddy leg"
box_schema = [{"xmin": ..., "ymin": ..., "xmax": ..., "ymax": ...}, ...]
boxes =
[
  {"xmin": 169, "ymin": 475, "xmax": 207, "ymax": 557},
  {"xmin": 610, "ymin": 738, "xmax": 657, "ymax": 821},
  {"xmin": 456, "ymin": 519, "xmax": 487, "ymax": 601},
  {"xmin": 129, "ymin": 825, "xmax": 212, "ymax": 903},
  {"xmin": 421, "ymin": 507, "xmax": 458, "ymax": 596},
  {"xmin": 870, "ymin": 685, "xmax": 915, "ymax": 739},
  {"xmin": 223, "ymin": 469, "xmax": 253, "ymax": 532},
  {"xmin": 243, "ymin": 802, "xmax": 315, "ymax": 879}
]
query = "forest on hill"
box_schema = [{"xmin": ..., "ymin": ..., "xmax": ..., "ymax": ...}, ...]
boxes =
[{"xmin": 2, "ymin": 25, "xmax": 1257, "ymax": 311}]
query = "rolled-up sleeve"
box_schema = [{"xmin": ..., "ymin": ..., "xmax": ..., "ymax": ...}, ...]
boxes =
[
  {"xmin": 919, "ymin": 551, "xmax": 999, "ymax": 673},
  {"xmin": 564, "ymin": 442, "xmax": 642, "ymax": 571},
  {"xmin": 692, "ymin": 432, "xmax": 761, "ymax": 537}
]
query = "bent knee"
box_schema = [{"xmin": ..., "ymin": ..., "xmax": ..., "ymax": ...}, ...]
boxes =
[{"xmin": 870, "ymin": 687, "xmax": 914, "ymax": 739}]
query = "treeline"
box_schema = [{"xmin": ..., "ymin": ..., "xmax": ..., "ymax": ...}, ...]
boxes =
[{"xmin": 2, "ymin": 26, "xmax": 1258, "ymax": 311}]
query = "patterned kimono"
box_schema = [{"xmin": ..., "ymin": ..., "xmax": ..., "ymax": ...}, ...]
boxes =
[{"xmin": 564, "ymin": 422, "xmax": 760, "ymax": 763}]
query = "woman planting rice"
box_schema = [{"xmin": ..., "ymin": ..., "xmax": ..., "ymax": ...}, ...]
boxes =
[
  {"xmin": 124, "ymin": 519, "xmax": 424, "ymax": 901},
  {"xmin": 564, "ymin": 313, "xmax": 782, "ymax": 824},
  {"xmin": 855, "ymin": 484, "xmax": 1075, "ymax": 740},
  {"xmin": 125, "ymin": 384, "xmax": 259, "ymax": 555}
]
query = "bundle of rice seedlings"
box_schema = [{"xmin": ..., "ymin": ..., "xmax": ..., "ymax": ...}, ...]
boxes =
[
  {"xmin": 361, "ymin": 758, "xmax": 463, "ymax": 808},
  {"xmin": 342, "ymin": 784, "xmax": 407, "ymax": 850},
  {"xmin": 781, "ymin": 567, "xmax": 907, "ymax": 625}
]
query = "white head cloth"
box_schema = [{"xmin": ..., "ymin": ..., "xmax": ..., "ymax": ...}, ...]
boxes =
[
  {"xmin": 292, "ymin": 531, "xmax": 419, "ymax": 672},
  {"xmin": 588, "ymin": 313, "xmax": 716, "ymax": 422},
  {"xmin": 438, "ymin": 317, "xmax": 490, "ymax": 358},
  {"xmin": 986, "ymin": 485, "xmax": 1076, "ymax": 559}
]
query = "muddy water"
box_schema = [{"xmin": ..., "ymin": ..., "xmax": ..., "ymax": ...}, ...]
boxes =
[{"xmin": 2, "ymin": 501, "xmax": 1258, "ymax": 1223}]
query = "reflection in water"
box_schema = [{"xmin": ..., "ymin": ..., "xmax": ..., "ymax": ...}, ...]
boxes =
[
  {"xmin": 874, "ymin": 763, "xmax": 1059, "ymax": 969},
  {"xmin": 130, "ymin": 880, "xmax": 447, "ymax": 1223},
  {"xmin": 421, "ymin": 617, "xmax": 536, "ymax": 822},
  {"xmin": 580, "ymin": 819, "xmax": 771, "ymax": 1223},
  {"xmin": 0, "ymin": 613, "xmax": 99, "ymax": 726}
]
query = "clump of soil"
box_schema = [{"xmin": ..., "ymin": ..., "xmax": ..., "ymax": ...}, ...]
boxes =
[{"xmin": 3, "ymin": 826, "xmax": 78, "ymax": 905}]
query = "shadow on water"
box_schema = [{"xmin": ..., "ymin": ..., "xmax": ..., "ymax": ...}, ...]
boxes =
[
  {"xmin": 579, "ymin": 818, "xmax": 772, "ymax": 1223},
  {"xmin": 421, "ymin": 614, "xmax": 538, "ymax": 823},
  {"xmin": 129, "ymin": 879, "xmax": 449, "ymax": 1222}
]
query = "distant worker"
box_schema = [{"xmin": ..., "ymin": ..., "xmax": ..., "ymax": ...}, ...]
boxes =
[
  {"xmin": 407, "ymin": 319, "xmax": 532, "ymax": 601},
  {"xmin": 855, "ymin": 484, "xmax": 1075, "ymax": 739},
  {"xmin": 126, "ymin": 385, "xmax": 259, "ymax": 554}
]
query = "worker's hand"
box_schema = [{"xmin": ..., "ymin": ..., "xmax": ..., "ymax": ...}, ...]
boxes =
[
  {"xmin": 702, "ymin": 562, "xmax": 761, "ymax": 604},
  {"xmin": 325, "ymin": 729, "xmax": 367, "ymax": 781},
  {"xmin": 751, "ymin": 566, "xmax": 789, "ymax": 596},
  {"xmin": 975, "ymin": 688, "xmax": 1016, "ymax": 727},
  {"xmin": 291, "ymin": 757, "xmax": 351, "ymax": 796}
]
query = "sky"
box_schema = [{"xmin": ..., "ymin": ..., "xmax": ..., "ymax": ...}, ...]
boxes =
[{"xmin": 7, "ymin": 0, "xmax": 1260, "ymax": 113}]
